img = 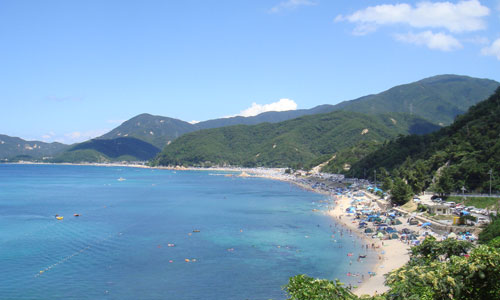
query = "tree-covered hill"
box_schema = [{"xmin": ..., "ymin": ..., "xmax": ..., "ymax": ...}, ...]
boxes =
[
  {"xmin": 334, "ymin": 74, "xmax": 499, "ymax": 126},
  {"xmin": 98, "ymin": 113, "xmax": 197, "ymax": 149},
  {"xmin": 348, "ymin": 87, "xmax": 500, "ymax": 193},
  {"xmin": 0, "ymin": 134, "xmax": 69, "ymax": 161},
  {"xmin": 52, "ymin": 137, "xmax": 160, "ymax": 163},
  {"xmin": 153, "ymin": 111, "xmax": 439, "ymax": 168}
]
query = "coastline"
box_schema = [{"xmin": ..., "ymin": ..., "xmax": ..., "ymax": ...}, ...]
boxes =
[
  {"xmin": 6, "ymin": 162, "xmax": 408, "ymax": 295},
  {"xmin": 326, "ymin": 194, "xmax": 410, "ymax": 296}
]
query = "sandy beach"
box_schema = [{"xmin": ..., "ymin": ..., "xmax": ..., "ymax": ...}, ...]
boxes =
[{"xmin": 326, "ymin": 194, "xmax": 410, "ymax": 296}]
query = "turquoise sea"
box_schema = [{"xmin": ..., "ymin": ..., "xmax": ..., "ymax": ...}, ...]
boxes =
[{"xmin": 0, "ymin": 164, "xmax": 374, "ymax": 299}]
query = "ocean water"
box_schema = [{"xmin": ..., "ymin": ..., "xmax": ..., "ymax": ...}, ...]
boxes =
[{"xmin": 0, "ymin": 164, "xmax": 375, "ymax": 300}]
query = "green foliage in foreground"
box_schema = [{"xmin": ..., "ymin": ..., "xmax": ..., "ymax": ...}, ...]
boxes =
[
  {"xmin": 285, "ymin": 238, "xmax": 500, "ymax": 300},
  {"xmin": 154, "ymin": 111, "xmax": 438, "ymax": 168},
  {"xmin": 348, "ymin": 87, "xmax": 500, "ymax": 194}
]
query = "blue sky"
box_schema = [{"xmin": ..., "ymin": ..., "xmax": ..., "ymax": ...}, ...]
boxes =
[{"xmin": 1, "ymin": 0, "xmax": 500, "ymax": 144}]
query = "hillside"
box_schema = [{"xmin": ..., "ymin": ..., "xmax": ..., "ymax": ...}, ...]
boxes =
[
  {"xmin": 0, "ymin": 134, "xmax": 69, "ymax": 161},
  {"xmin": 153, "ymin": 111, "xmax": 440, "ymax": 168},
  {"xmin": 348, "ymin": 87, "xmax": 500, "ymax": 193},
  {"xmin": 52, "ymin": 137, "xmax": 160, "ymax": 163},
  {"xmin": 335, "ymin": 75, "xmax": 499, "ymax": 126},
  {"xmin": 98, "ymin": 113, "xmax": 197, "ymax": 149}
]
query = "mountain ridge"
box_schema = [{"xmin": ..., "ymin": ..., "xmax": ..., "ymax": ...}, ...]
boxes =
[
  {"xmin": 153, "ymin": 111, "xmax": 440, "ymax": 168},
  {"xmin": 0, "ymin": 134, "xmax": 69, "ymax": 161}
]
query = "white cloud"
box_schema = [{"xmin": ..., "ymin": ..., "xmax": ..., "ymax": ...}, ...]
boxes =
[
  {"xmin": 229, "ymin": 99, "xmax": 298, "ymax": 118},
  {"xmin": 336, "ymin": 0, "xmax": 490, "ymax": 35},
  {"xmin": 395, "ymin": 31, "xmax": 463, "ymax": 51},
  {"xmin": 269, "ymin": 0, "xmax": 316, "ymax": 13},
  {"xmin": 481, "ymin": 38, "xmax": 500, "ymax": 60}
]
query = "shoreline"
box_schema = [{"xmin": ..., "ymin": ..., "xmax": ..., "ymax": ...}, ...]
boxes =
[
  {"xmin": 6, "ymin": 162, "xmax": 407, "ymax": 295},
  {"xmin": 326, "ymin": 194, "xmax": 410, "ymax": 296}
]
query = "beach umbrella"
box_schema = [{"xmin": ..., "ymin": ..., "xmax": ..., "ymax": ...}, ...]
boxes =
[{"xmin": 364, "ymin": 228, "xmax": 373, "ymax": 233}]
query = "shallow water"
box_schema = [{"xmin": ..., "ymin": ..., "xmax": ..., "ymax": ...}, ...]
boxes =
[{"xmin": 0, "ymin": 164, "xmax": 374, "ymax": 299}]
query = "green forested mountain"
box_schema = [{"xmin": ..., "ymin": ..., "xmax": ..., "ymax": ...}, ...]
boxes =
[
  {"xmin": 334, "ymin": 75, "xmax": 499, "ymax": 126},
  {"xmin": 98, "ymin": 113, "xmax": 197, "ymax": 149},
  {"xmin": 196, "ymin": 74, "xmax": 498, "ymax": 129},
  {"xmin": 0, "ymin": 134, "xmax": 69, "ymax": 161},
  {"xmin": 153, "ymin": 111, "xmax": 439, "ymax": 168},
  {"xmin": 52, "ymin": 137, "xmax": 160, "ymax": 163},
  {"xmin": 348, "ymin": 87, "xmax": 500, "ymax": 193}
]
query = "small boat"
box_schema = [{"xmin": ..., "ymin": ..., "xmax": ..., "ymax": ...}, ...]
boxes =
[
  {"xmin": 167, "ymin": 244, "xmax": 175, "ymax": 247},
  {"xmin": 358, "ymin": 255, "xmax": 367, "ymax": 258},
  {"xmin": 74, "ymin": 214, "xmax": 80, "ymax": 217},
  {"xmin": 192, "ymin": 229, "xmax": 200, "ymax": 233},
  {"xmin": 56, "ymin": 216, "xmax": 64, "ymax": 220},
  {"xmin": 117, "ymin": 177, "xmax": 126, "ymax": 181}
]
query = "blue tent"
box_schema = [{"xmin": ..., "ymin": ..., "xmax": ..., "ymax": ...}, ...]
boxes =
[
  {"xmin": 461, "ymin": 211, "xmax": 471, "ymax": 215},
  {"xmin": 421, "ymin": 222, "xmax": 431, "ymax": 227}
]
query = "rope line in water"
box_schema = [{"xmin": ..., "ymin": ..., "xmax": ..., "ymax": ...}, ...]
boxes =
[{"xmin": 33, "ymin": 222, "xmax": 139, "ymax": 278}]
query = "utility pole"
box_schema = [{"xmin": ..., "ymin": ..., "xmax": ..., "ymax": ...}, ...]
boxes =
[
  {"xmin": 461, "ymin": 186, "xmax": 466, "ymax": 196},
  {"xmin": 374, "ymin": 170, "xmax": 377, "ymax": 187}
]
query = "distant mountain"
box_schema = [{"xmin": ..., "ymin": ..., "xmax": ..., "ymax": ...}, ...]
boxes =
[
  {"xmin": 98, "ymin": 113, "xmax": 197, "ymax": 149},
  {"xmin": 52, "ymin": 137, "xmax": 161, "ymax": 163},
  {"xmin": 0, "ymin": 134, "xmax": 69, "ymax": 161},
  {"xmin": 153, "ymin": 111, "xmax": 440, "ymax": 168},
  {"xmin": 195, "ymin": 105, "xmax": 335, "ymax": 129},
  {"xmin": 347, "ymin": 87, "xmax": 500, "ymax": 193}
]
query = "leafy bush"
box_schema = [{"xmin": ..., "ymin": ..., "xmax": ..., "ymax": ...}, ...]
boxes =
[{"xmin": 479, "ymin": 215, "xmax": 500, "ymax": 244}]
